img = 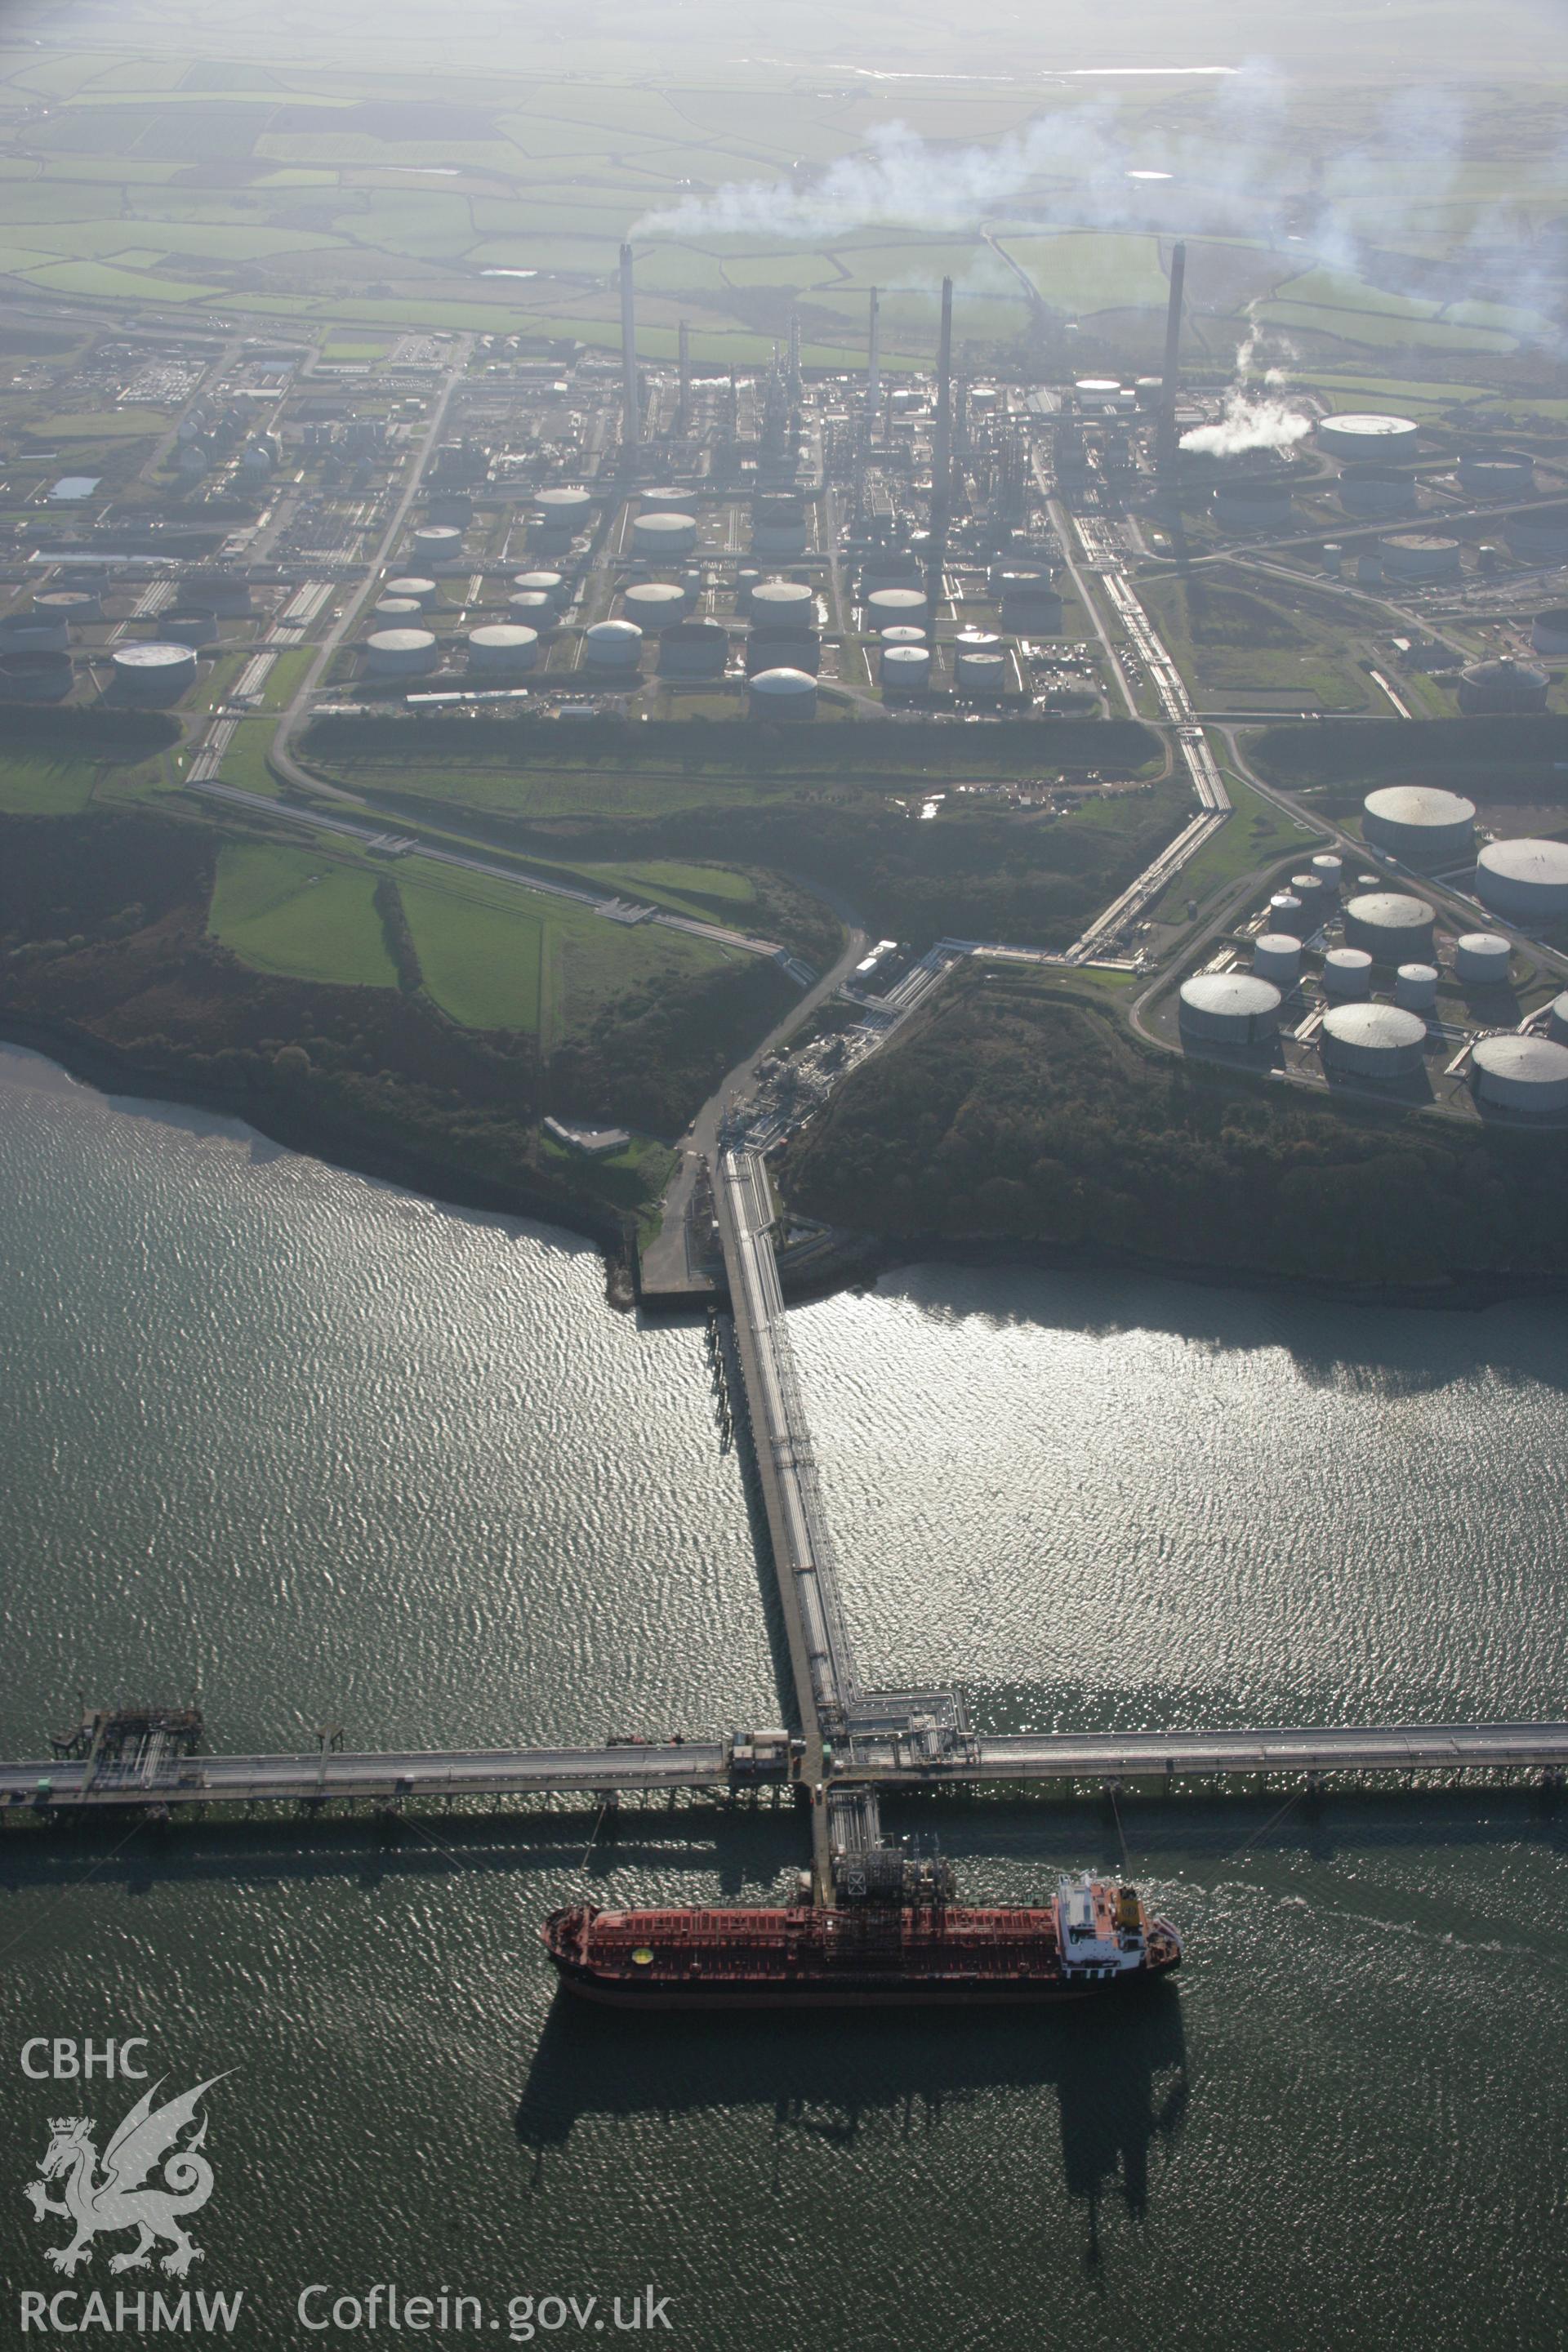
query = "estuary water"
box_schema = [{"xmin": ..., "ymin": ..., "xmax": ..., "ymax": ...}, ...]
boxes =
[{"xmin": 1, "ymin": 1043, "xmax": 1565, "ymax": 2351}]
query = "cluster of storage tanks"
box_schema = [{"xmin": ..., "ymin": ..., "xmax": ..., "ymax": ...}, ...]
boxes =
[
  {"xmin": 1354, "ymin": 781, "xmax": 1568, "ymax": 923},
  {"xmin": 1, "ymin": 568, "xmax": 253, "ymax": 706}
]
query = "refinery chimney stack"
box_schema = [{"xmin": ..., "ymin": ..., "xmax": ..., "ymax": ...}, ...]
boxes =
[
  {"xmin": 1156, "ymin": 239, "xmax": 1186, "ymax": 475},
  {"xmin": 619, "ymin": 243, "xmax": 640, "ymax": 468},
  {"xmin": 676, "ymin": 318, "xmax": 690, "ymax": 436},
  {"xmin": 928, "ymin": 275, "xmax": 954, "ymax": 603},
  {"xmin": 866, "ymin": 287, "xmax": 880, "ymax": 407}
]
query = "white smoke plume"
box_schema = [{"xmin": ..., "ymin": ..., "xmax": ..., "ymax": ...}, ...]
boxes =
[{"xmin": 1179, "ymin": 321, "xmax": 1312, "ymax": 457}]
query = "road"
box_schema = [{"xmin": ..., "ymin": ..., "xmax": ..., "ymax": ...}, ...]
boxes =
[
  {"xmin": 267, "ymin": 341, "xmax": 471, "ymax": 797},
  {"xmin": 185, "ymin": 780, "xmax": 791, "ymax": 964},
  {"xmin": 639, "ymin": 897, "xmax": 867, "ymax": 1298}
]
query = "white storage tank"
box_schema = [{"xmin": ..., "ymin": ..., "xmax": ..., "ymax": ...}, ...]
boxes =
[
  {"xmin": 1343, "ymin": 890, "xmax": 1436, "ymax": 961},
  {"xmin": 1252, "ymin": 933, "xmax": 1303, "ymax": 987},
  {"xmin": 1394, "ymin": 962, "xmax": 1439, "ymax": 1013},
  {"xmin": 508, "ymin": 592, "xmax": 559, "ymax": 635},
  {"xmin": 1381, "ymin": 533, "xmax": 1462, "ymax": 583},
  {"xmin": 385, "ymin": 575, "xmax": 439, "ymax": 608},
  {"xmin": 109, "ymin": 641, "xmax": 198, "ymax": 705},
  {"xmin": 1458, "ymin": 449, "xmax": 1535, "ymax": 497},
  {"xmin": 746, "ymin": 579, "xmax": 814, "ymax": 626},
  {"xmin": 1472, "ymin": 1033, "xmax": 1568, "ymax": 1116},
  {"xmin": 1316, "ymin": 412, "xmax": 1420, "ymax": 462},
  {"xmin": 33, "ymin": 587, "xmax": 101, "ymax": 626},
  {"xmin": 1452, "ymin": 932, "xmax": 1512, "ymax": 985},
  {"xmin": 1310, "ymin": 853, "xmax": 1344, "ymax": 896},
  {"xmin": 373, "ymin": 596, "xmax": 423, "ymax": 625},
  {"xmin": 412, "ymin": 523, "xmax": 465, "ymax": 564},
  {"xmin": 658, "ymin": 621, "xmax": 728, "ymax": 680},
  {"xmin": 532, "ymin": 486, "xmax": 593, "ymax": 542},
  {"xmin": 1288, "ymin": 872, "xmax": 1328, "ymax": 930},
  {"xmin": 631, "ymin": 510, "xmax": 698, "ymax": 559},
  {"xmin": 1074, "ymin": 377, "xmax": 1122, "ymax": 412},
  {"xmin": 880, "ymin": 623, "xmax": 929, "ymax": 649},
  {"xmin": 1321, "ymin": 947, "xmax": 1374, "ymax": 1001},
  {"xmin": 466, "ymin": 624, "xmax": 538, "ymax": 675},
  {"xmin": 1361, "ymin": 785, "xmax": 1476, "ymax": 867},
  {"xmin": 363, "ymin": 626, "xmax": 439, "ymax": 679},
  {"xmin": 1474, "ymin": 839, "xmax": 1568, "ymax": 923},
  {"xmin": 956, "ymin": 650, "xmax": 1007, "ymax": 699},
  {"xmin": 1457, "ymin": 658, "xmax": 1549, "ymax": 715},
  {"xmin": 1321, "ymin": 1001, "xmax": 1428, "ymax": 1079},
  {"xmin": 582, "ymin": 619, "xmax": 643, "ymax": 674},
  {"xmin": 1530, "ymin": 608, "xmax": 1568, "ymax": 657},
  {"xmin": 1267, "ymin": 891, "xmax": 1307, "ymax": 936},
  {"xmin": 865, "ymin": 586, "xmax": 929, "ymax": 629},
  {"xmin": 622, "ymin": 580, "xmax": 692, "ymax": 631},
  {"xmin": 881, "ymin": 643, "xmax": 932, "ymax": 693},
  {"xmin": 748, "ymin": 666, "xmax": 817, "ymax": 721},
  {"xmin": 1178, "ymin": 972, "xmax": 1281, "ymax": 1045},
  {"xmin": 512, "ymin": 569, "xmax": 568, "ymax": 609}
]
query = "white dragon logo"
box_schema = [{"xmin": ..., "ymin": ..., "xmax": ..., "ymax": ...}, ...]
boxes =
[{"xmin": 24, "ymin": 2075, "xmax": 228, "ymax": 2278}]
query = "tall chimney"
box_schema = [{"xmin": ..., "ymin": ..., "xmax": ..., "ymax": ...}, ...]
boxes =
[
  {"xmin": 676, "ymin": 317, "xmax": 690, "ymax": 435},
  {"xmin": 619, "ymin": 243, "xmax": 639, "ymax": 469},
  {"xmin": 866, "ymin": 286, "xmax": 880, "ymax": 407},
  {"xmin": 1156, "ymin": 239, "xmax": 1186, "ymax": 474},
  {"xmin": 928, "ymin": 275, "xmax": 955, "ymax": 602}
]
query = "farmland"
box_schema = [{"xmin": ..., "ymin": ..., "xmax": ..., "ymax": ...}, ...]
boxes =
[{"xmin": 0, "ymin": 29, "xmax": 1564, "ymax": 375}]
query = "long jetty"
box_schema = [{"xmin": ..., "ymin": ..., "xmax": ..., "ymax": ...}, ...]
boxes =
[
  {"xmin": 6, "ymin": 1173, "xmax": 1566, "ymax": 1846},
  {"xmin": 5, "ymin": 1724, "xmax": 1566, "ymax": 1817}
]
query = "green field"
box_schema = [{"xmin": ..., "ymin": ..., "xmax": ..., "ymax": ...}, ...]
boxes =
[
  {"xmin": 1138, "ymin": 574, "xmax": 1382, "ymax": 716},
  {"xmin": 0, "ymin": 752, "xmax": 102, "ymax": 816},
  {"xmin": 399, "ymin": 869, "xmax": 544, "ymax": 1032},
  {"xmin": 2, "ymin": 35, "xmax": 1561, "ymax": 367},
  {"xmin": 1153, "ymin": 773, "xmax": 1323, "ymax": 921},
  {"xmin": 207, "ymin": 841, "xmax": 396, "ymax": 987}
]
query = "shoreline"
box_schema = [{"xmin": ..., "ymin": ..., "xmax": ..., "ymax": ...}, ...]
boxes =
[
  {"xmin": 0, "ymin": 1013, "xmax": 639, "ymax": 1301},
  {"xmin": 5, "ymin": 1014, "xmax": 1558, "ymax": 1325}
]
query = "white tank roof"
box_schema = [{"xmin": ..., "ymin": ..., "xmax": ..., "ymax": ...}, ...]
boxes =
[
  {"xmin": 1472, "ymin": 1034, "xmax": 1568, "ymax": 1085},
  {"xmin": 1477, "ymin": 838, "xmax": 1568, "ymax": 889},
  {"xmin": 1455, "ymin": 930, "xmax": 1510, "ymax": 956},
  {"xmin": 468, "ymin": 625, "xmax": 538, "ymax": 650},
  {"xmin": 364, "ymin": 628, "xmax": 436, "ymax": 653},
  {"xmin": 1321, "ymin": 1003, "xmax": 1428, "ymax": 1051},
  {"xmin": 111, "ymin": 641, "xmax": 197, "ymax": 670},
  {"xmin": 1179, "ymin": 973, "xmax": 1281, "ymax": 1018},
  {"xmin": 750, "ymin": 666, "xmax": 817, "ymax": 696},
  {"xmin": 586, "ymin": 620, "xmax": 643, "ymax": 642},
  {"xmin": 1345, "ymin": 890, "xmax": 1435, "ymax": 929},
  {"xmin": 1364, "ymin": 785, "xmax": 1476, "ymax": 829}
]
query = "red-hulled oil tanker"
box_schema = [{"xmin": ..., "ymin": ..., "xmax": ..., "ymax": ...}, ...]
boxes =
[{"xmin": 543, "ymin": 1871, "xmax": 1181, "ymax": 2010}]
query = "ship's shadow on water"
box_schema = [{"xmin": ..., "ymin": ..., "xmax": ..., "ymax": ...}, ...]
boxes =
[{"xmin": 514, "ymin": 1987, "xmax": 1187, "ymax": 2240}]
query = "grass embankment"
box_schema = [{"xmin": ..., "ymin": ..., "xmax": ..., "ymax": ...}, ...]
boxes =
[
  {"xmin": 208, "ymin": 842, "xmax": 397, "ymax": 988},
  {"xmin": 303, "ymin": 714, "xmax": 1176, "ymax": 953},
  {"xmin": 0, "ymin": 808, "xmax": 764, "ymax": 1232},
  {"xmin": 1138, "ymin": 575, "xmax": 1379, "ymax": 715},
  {"xmin": 1247, "ymin": 716, "xmax": 1568, "ymax": 817},
  {"xmin": 1153, "ymin": 774, "xmax": 1324, "ymax": 922},
  {"xmin": 783, "ymin": 965, "xmax": 1568, "ymax": 1288}
]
